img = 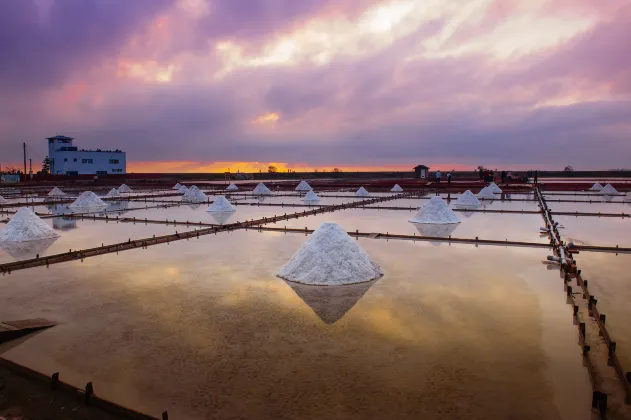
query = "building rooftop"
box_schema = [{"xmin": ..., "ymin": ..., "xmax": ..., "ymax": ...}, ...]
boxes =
[{"xmin": 46, "ymin": 135, "xmax": 74, "ymax": 141}]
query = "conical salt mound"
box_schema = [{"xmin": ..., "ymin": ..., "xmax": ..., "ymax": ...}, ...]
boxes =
[
  {"xmin": 48, "ymin": 187, "xmax": 66, "ymax": 197},
  {"xmin": 295, "ymin": 180, "xmax": 312, "ymax": 192},
  {"xmin": 105, "ymin": 188, "xmax": 120, "ymax": 198},
  {"xmin": 302, "ymin": 190, "xmax": 320, "ymax": 202},
  {"xmin": 0, "ymin": 195, "xmax": 8, "ymax": 204},
  {"xmin": 391, "ymin": 184, "xmax": 403, "ymax": 192},
  {"xmin": 253, "ymin": 182, "xmax": 271, "ymax": 195},
  {"xmin": 412, "ymin": 222, "xmax": 460, "ymax": 245},
  {"xmin": 189, "ymin": 185, "xmax": 200, "ymax": 192},
  {"xmin": 600, "ymin": 184, "xmax": 618, "ymax": 195},
  {"xmin": 356, "ymin": 187, "xmax": 369, "ymax": 197},
  {"xmin": 178, "ymin": 185, "xmax": 189, "ymax": 193},
  {"xmin": 477, "ymin": 186, "xmax": 496, "ymax": 199},
  {"xmin": 118, "ymin": 184, "xmax": 132, "ymax": 193},
  {"xmin": 226, "ymin": 183, "xmax": 239, "ymax": 191},
  {"xmin": 172, "ymin": 183, "xmax": 182, "ymax": 190},
  {"xmin": 207, "ymin": 195, "xmax": 236, "ymax": 212},
  {"xmin": 182, "ymin": 188, "xmax": 208, "ymax": 203},
  {"xmin": 69, "ymin": 191, "xmax": 107, "ymax": 208},
  {"xmin": 409, "ymin": 196, "xmax": 460, "ymax": 224},
  {"xmin": 488, "ymin": 182, "xmax": 502, "ymax": 194},
  {"xmin": 453, "ymin": 190, "xmax": 481, "ymax": 207},
  {"xmin": 589, "ymin": 182, "xmax": 603, "ymax": 191},
  {"xmin": 278, "ymin": 222, "xmax": 383, "ymax": 285},
  {"xmin": 0, "ymin": 207, "xmax": 59, "ymax": 242}
]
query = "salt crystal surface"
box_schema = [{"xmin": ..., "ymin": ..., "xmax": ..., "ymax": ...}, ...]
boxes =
[
  {"xmin": 189, "ymin": 185, "xmax": 200, "ymax": 192},
  {"xmin": 207, "ymin": 195, "xmax": 236, "ymax": 212},
  {"xmin": 182, "ymin": 188, "xmax": 208, "ymax": 203},
  {"xmin": 356, "ymin": 187, "xmax": 369, "ymax": 196},
  {"xmin": 48, "ymin": 187, "xmax": 66, "ymax": 197},
  {"xmin": 277, "ymin": 222, "xmax": 383, "ymax": 285},
  {"xmin": 172, "ymin": 183, "xmax": 182, "ymax": 190},
  {"xmin": 477, "ymin": 187, "xmax": 497, "ymax": 199},
  {"xmin": 0, "ymin": 207, "xmax": 59, "ymax": 242},
  {"xmin": 391, "ymin": 184, "xmax": 403, "ymax": 192},
  {"xmin": 589, "ymin": 182, "xmax": 603, "ymax": 191},
  {"xmin": 69, "ymin": 191, "xmax": 107, "ymax": 208},
  {"xmin": 178, "ymin": 185, "xmax": 189, "ymax": 193},
  {"xmin": 488, "ymin": 182, "xmax": 502, "ymax": 194},
  {"xmin": 226, "ymin": 183, "xmax": 239, "ymax": 191},
  {"xmin": 409, "ymin": 196, "xmax": 460, "ymax": 224},
  {"xmin": 295, "ymin": 180, "xmax": 312, "ymax": 191},
  {"xmin": 453, "ymin": 190, "xmax": 481, "ymax": 207},
  {"xmin": 105, "ymin": 188, "xmax": 120, "ymax": 198},
  {"xmin": 600, "ymin": 184, "xmax": 618, "ymax": 195},
  {"xmin": 253, "ymin": 182, "xmax": 271, "ymax": 195},
  {"xmin": 302, "ymin": 190, "xmax": 320, "ymax": 202},
  {"xmin": 118, "ymin": 184, "xmax": 132, "ymax": 193}
]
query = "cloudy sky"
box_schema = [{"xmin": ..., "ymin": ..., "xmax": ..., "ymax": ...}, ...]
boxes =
[{"xmin": 1, "ymin": 0, "xmax": 629, "ymax": 172}]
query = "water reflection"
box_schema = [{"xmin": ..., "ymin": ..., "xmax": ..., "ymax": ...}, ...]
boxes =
[
  {"xmin": 283, "ymin": 278, "xmax": 380, "ymax": 324},
  {"xmin": 411, "ymin": 223, "xmax": 460, "ymax": 246},
  {"xmin": 103, "ymin": 200, "xmax": 130, "ymax": 216},
  {"xmin": 209, "ymin": 211, "xmax": 235, "ymax": 225},
  {"xmin": 0, "ymin": 236, "xmax": 58, "ymax": 260},
  {"xmin": 52, "ymin": 217, "xmax": 76, "ymax": 230}
]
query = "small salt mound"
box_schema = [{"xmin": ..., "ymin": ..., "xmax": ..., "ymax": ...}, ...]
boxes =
[
  {"xmin": 69, "ymin": 191, "xmax": 107, "ymax": 208},
  {"xmin": 207, "ymin": 195, "xmax": 236, "ymax": 212},
  {"xmin": 277, "ymin": 222, "xmax": 383, "ymax": 285},
  {"xmin": 295, "ymin": 180, "xmax": 313, "ymax": 192},
  {"xmin": 356, "ymin": 187, "xmax": 369, "ymax": 197},
  {"xmin": 600, "ymin": 184, "xmax": 618, "ymax": 195},
  {"xmin": 48, "ymin": 187, "xmax": 66, "ymax": 197},
  {"xmin": 0, "ymin": 207, "xmax": 59, "ymax": 242},
  {"xmin": 172, "ymin": 183, "xmax": 182, "ymax": 190},
  {"xmin": 488, "ymin": 182, "xmax": 502, "ymax": 194},
  {"xmin": 178, "ymin": 185, "xmax": 189, "ymax": 193},
  {"xmin": 253, "ymin": 182, "xmax": 271, "ymax": 195},
  {"xmin": 0, "ymin": 196, "xmax": 7, "ymax": 204},
  {"xmin": 182, "ymin": 188, "xmax": 208, "ymax": 203},
  {"xmin": 477, "ymin": 187, "xmax": 496, "ymax": 199},
  {"xmin": 226, "ymin": 183, "xmax": 239, "ymax": 191},
  {"xmin": 453, "ymin": 190, "xmax": 481, "ymax": 207},
  {"xmin": 391, "ymin": 184, "xmax": 403, "ymax": 192},
  {"xmin": 302, "ymin": 190, "xmax": 320, "ymax": 202},
  {"xmin": 105, "ymin": 188, "xmax": 120, "ymax": 198},
  {"xmin": 409, "ymin": 196, "xmax": 460, "ymax": 224},
  {"xmin": 189, "ymin": 185, "xmax": 200, "ymax": 192},
  {"xmin": 589, "ymin": 182, "xmax": 603, "ymax": 191}
]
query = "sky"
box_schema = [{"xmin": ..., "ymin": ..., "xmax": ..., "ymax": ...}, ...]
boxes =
[{"xmin": 0, "ymin": 0, "xmax": 629, "ymax": 173}]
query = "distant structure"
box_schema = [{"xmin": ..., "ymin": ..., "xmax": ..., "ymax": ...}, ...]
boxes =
[
  {"xmin": 414, "ymin": 165, "xmax": 429, "ymax": 179},
  {"xmin": 47, "ymin": 135, "xmax": 126, "ymax": 175}
]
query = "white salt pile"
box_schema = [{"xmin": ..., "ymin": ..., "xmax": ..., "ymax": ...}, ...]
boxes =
[
  {"xmin": 189, "ymin": 185, "xmax": 200, "ymax": 192},
  {"xmin": 48, "ymin": 187, "xmax": 67, "ymax": 197},
  {"xmin": 409, "ymin": 196, "xmax": 460, "ymax": 224},
  {"xmin": 172, "ymin": 183, "xmax": 182, "ymax": 190},
  {"xmin": 69, "ymin": 191, "xmax": 107, "ymax": 208},
  {"xmin": 118, "ymin": 184, "xmax": 132, "ymax": 193},
  {"xmin": 477, "ymin": 186, "xmax": 496, "ymax": 199},
  {"xmin": 105, "ymin": 188, "xmax": 120, "ymax": 198},
  {"xmin": 277, "ymin": 222, "xmax": 383, "ymax": 285},
  {"xmin": 600, "ymin": 184, "xmax": 618, "ymax": 195},
  {"xmin": 589, "ymin": 182, "xmax": 603, "ymax": 191},
  {"xmin": 207, "ymin": 195, "xmax": 236, "ymax": 212},
  {"xmin": 488, "ymin": 182, "xmax": 502, "ymax": 194},
  {"xmin": 178, "ymin": 185, "xmax": 189, "ymax": 193},
  {"xmin": 413, "ymin": 222, "xmax": 460, "ymax": 240},
  {"xmin": 226, "ymin": 183, "xmax": 239, "ymax": 191},
  {"xmin": 182, "ymin": 188, "xmax": 208, "ymax": 203},
  {"xmin": 302, "ymin": 190, "xmax": 321, "ymax": 202},
  {"xmin": 453, "ymin": 190, "xmax": 482, "ymax": 207},
  {"xmin": 253, "ymin": 182, "xmax": 272, "ymax": 195},
  {"xmin": 356, "ymin": 187, "xmax": 369, "ymax": 197},
  {"xmin": 625, "ymin": 192, "xmax": 631, "ymax": 202},
  {"xmin": 0, "ymin": 207, "xmax": 59, "ymax": 242},
  {"xmin": 0, "ymin": 196, "xmax": 7, "ymax": 204},
  {"xmin": 295, "ymin": 180, "xmax": 312, "ymax": 192},
  {"xmin": 391, "ymin": 184, "xmax": 403, "ymax": 192}
]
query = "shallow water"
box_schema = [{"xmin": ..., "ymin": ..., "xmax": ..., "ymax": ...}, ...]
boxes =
[
  {"xmin": 0, "ymin": 232, "xmax": 592, "ymax": 420},
  {"xmin": 553, "ymin": 215, "xmax": 631, "ymax": 247}
]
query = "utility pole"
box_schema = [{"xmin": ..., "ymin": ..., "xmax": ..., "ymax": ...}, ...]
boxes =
[
  {"xmin": 29, "ymin": 158, "xmax": 32, "ymax": 173},
  {"xmin": 23, "ymin": 142, "xmax": 27, "ymax": 180}
]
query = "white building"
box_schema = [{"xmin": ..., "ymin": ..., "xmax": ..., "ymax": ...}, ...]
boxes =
[{"xmin": 48, "ymin": 135, "xmax": 126, "ymax": 175}]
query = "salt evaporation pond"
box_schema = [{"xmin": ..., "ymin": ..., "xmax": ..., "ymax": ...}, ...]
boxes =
[
  {"xmin": 0, "ymin": 231, "xmax": 592, "ymax": 420},
  {"xmin": 552, "ymin": 215, "xmax": 631, "ymax": 247}
]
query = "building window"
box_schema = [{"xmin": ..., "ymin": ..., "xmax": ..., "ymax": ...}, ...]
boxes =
[
  {"xmin": 109, "ymin": 159, "xmax": 119, "ymax": 164},
  {"xmin": 73, "ymin": 158, "xmax": 77, "ymax": 162},
  {"xmin": 82, "ymin": 159, "xmax": 93, "ymax": 164},
  {"xmin": 64, "ymin": 158, "xmax": 68, "ymax": 162},
  {"xmin": 112, "ymin": 168, "xmax": 123, "ymax": 173}
]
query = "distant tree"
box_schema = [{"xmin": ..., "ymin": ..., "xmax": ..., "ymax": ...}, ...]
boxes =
[
  {"xmin": 41, "ymin": 156, "xmax": 51, "ymax": 175},
  {"xmin": 268, "ymin": 165, "xmax": 277, "ymax": 173},
  {"xmin": 564, "ymin": 166, "xmax": 574, "ymax": 172},
  {"xmin": 333, "ymin": 168, "xmax": 341, "ymax": 173}
]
